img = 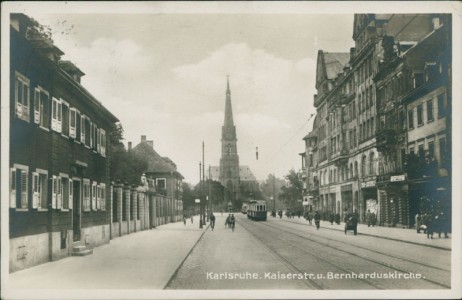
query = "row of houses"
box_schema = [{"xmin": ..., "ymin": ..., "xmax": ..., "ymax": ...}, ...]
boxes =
[
  {"xmin": 9, "ymin": 13, "xmax": 184, "ymax": 272},
  {"xmin": 300, "ymin": 14, "xmax": 451, "ymax": 228}
]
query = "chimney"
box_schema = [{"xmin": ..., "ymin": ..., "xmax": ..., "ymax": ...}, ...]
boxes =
[
  {"xmin": 128, "ymin": 142, "xmax": 132, "ymax": 151},
  {"xmin": 146, "ymin": 140, "xmax": 154, "ymax": 148},
  {"xmin": 141, "ymin": 135, "xmax": 147, "ymax": 142}
]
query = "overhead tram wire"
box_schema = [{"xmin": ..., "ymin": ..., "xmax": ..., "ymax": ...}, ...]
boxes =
[{"xmin": 260, "ymin": 113, "xmax": 315, "ymax": 168}]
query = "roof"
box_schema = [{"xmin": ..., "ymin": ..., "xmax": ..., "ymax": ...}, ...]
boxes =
[
  {"xmin": 324, "ymin": 52, "xmax": 350, "ymax": 80},
  {"xmin": 209, "ymin": 165, "xmax": 258, "ymax": 181},
  {"xmin": 132, "ymin": 141, "xmax": 184, "ymax": 179}
]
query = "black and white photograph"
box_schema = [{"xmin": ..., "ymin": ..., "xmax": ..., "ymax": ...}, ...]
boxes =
[{"xmin": 1, "ymin": 1, "xmax": 461, "ymax": 299}]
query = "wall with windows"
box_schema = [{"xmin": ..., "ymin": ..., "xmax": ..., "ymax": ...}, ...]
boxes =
[{"xmin": 9, "ymin": 14, "xmax": 117, "ymax": 272}]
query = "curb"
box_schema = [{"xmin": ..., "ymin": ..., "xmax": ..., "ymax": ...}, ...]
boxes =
[
  {"xmin": 279, "ymin": 219, "xmax": 451, "ymax": 251},
  {"xmin": 163, "ymin": 223, "xmax": 210, "ymax": 289}
]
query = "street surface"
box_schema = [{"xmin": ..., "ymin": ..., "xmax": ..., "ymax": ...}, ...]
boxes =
[{"xmin": 167, "ymin": 214, "xmax": 450, "ymax": 290}]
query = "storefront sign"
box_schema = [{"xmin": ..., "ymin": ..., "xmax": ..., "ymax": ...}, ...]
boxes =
[
  {"xmin": 361, "ymin": 180, "xmax": 376, "ymax": 188},
  {"xmin": 390, "ymin": 175, "xmax": 405, "ymax": 182},
  {"xmin": 195, "ymin": 199, "xmax": 200, "ymax": 203}
]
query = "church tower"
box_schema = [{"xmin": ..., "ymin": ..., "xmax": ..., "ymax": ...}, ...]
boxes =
[{"xmin": 219, "ymin": 76, "xmax": 240, "ymax": 205}]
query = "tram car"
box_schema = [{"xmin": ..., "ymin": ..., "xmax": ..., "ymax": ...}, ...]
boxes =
[
  {"xmin": 241, "ymin": 203, "xmax": 248, "ymax": 214},
  {"xmin": 247, "ymin": 200, "xmax": 267, "ymax": 221}
]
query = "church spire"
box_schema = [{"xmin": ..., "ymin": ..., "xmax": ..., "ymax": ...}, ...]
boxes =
[{"xmin": 224, "ymin": 75, "xmax": 235, "ymax": 129}]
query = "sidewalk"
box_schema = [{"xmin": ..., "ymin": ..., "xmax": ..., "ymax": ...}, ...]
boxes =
[
  {"xmin": 7, "ymin": 216, "xmax": 208, "ymax": 290},
  {"xmin": 276, "ymin": 216, "xmax": 451, "ymax": 250}
]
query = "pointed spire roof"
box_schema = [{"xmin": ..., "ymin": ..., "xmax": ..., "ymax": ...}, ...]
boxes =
[{"xmin": 224, "ymin": 75, "xmax": 235, "ymax": 128}]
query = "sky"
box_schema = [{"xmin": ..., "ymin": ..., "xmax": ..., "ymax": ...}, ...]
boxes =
[{"xmin": 28, "ymin": 9, "xmax": 355, "ymax": 184}]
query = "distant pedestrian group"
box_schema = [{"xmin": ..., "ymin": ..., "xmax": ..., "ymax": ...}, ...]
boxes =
[{"xmin": 416, "ymin": 210, "xmax": 449, "ymax": 239}]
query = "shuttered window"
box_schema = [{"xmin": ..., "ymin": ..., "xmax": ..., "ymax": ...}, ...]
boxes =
[
  {"xmin": 92, "ymin": 181, "xmax": 98, "ymax": 210},
  {"xmin": 69, "ymin": 108, "xmax": 77, "ymax": 138},
  {"xmin": 10, "ymin": 166, "xmax": 29, "ymax": 209},
  {"xmin": 15, "ymin": 72, "xmax": 30, "ymax": 122},
  {"xmin": 83, "ymin": 179, "xmax": 91, "ymax": 211}
]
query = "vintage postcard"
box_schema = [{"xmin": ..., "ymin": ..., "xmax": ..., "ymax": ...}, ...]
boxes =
[{"xmin": 1, "ymin": 1, "xmax": 461, "ymax": 299}]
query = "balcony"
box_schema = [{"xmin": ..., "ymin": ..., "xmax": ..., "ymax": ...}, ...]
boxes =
[
  {"xmin": 375, "ymin": 128, "xmax": 398, "ymax": 152},
  {"xmin": 332, "ymin": 147, "xmax": 349, "ymax": 166}
]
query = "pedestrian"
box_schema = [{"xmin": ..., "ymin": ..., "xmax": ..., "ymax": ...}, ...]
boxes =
[
  {"xmin": 366, "ymin": 210, "xmax": 371, "ymax": 227},
  {"xmin": 314, "ymin": 211, "xmax": 321, "ymax": 230},
  {"xmin": 183, "ymin": 214, "xmax": 187, "ymax": 226},
  {"xmin": 437, "ymin": 211, "xmax": 449, "ymax": 238},
  {"xmin": 329, "ymin": 213, "xmax": 334, "ymax": 225},
  {"xmin": 225, "ymin": 214, "xmax": 231, "ymax": 228},
  {"xmin": 371, "ymin": 211, "xmax": 376, "ymax": 227},
  {"xmin": 415, "ymin": 213, "xmax": 421, "ymax": 233},
  {"xmin": 191, "ymin": 215, "xmax": 194, "ymax": 224},
  {"xmin": 335, "ymin": 213, "xmax": 340, "ymax": 225},
  {"xmin": 210, "ymin": 213, "xmax": 216, "ymax": 231}
]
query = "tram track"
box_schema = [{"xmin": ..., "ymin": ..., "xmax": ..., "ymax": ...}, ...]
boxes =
[
  {"xmin": 239, "ymin": 218, "xmax": 390, "ymax": 289},
  {"xmin": 255, "ymin": 219, "xmax": 450, "ymax": 289},
  {"xmin": 275, "ymin": 219, "xmax": 450, "ymax": 272}
]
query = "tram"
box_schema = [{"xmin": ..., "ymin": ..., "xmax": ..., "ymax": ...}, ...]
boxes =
[
  {"xmin": 247, "ymin": 200, "xmax": 267, "ymax": 221},
  {"xmin": 241, "ymin": 203, "xmax": 248, "ymax": 214}
]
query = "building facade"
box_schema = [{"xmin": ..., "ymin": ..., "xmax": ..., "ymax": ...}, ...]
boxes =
[
  {"xmin": 9, "ymin": 14, "xmax": 118, "ymax": 272},
  {"xmin": 302, "ymin": 13, "xmax": 452, "ymax": 228}
]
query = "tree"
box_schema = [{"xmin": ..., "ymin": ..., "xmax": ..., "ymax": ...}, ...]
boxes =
[
  {"xmin": 181, "ymin": 182, "xmax": 195, "ymax": 213},
  {"xmin": 260, "ymin": 174, "xmax": 286, "ymax": 211},
  {"xmin": 279, "ymin": 169, "xmax": 303, "ymax": 212},
  {"xmin": 109, "ymin": 122, "xmax": 148, "ymax": 185}
]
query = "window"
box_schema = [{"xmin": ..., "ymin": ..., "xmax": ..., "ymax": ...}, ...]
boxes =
[
  {"xmin": 92, "ymin": 181, "xmax": 98, "ymax": 210},
  {"xmin": 51, "ymin": 175, "xmax": 64, "ymax": 209},
  {"xmin": 34, "ymin": 87, "xmax": 50, "ymax": 128},
  {"xmin": 10, "ymin": 165, "xmax": 29, "ymax": 209},
  {"xmin": 369, "ymin": 152, "xmax": 375, "ymax": 175},
  {"xmin": 32, "ymin": 170, "xmax": 48, "ymax": 210},
  {"xmin": 410, "ymin": 147, "xmax": 415, "ymax": 155},
  {"xmin": 399, "ymin": 110, "xmax": 405, "ymax": 129},
  {"xmin": 156, "ymin": 178, "xmax": 166, "ymax": 189},
  {"xmin": 83, "ymin": 179, "xmax": 91, "ymax": 211},
  {"xmin": 408, "ymin": 109, "xmax": 414, "ymax": 129},
  {"xmin": 428, "ymin": 141, "xmax": 435, "ymax": 158},
  {"xmin": 437, "ymin": 93, "xmax": 446, "ymax": 118},
  {"xmin": 59, "ymin": 176, "xmax": 72, "ymax": 210},
  {"xmin": 70, "ymin": 108, "xmax": 77, "ymax": 138},
  {"xmin": 361, "ymin": 155, "xmax": 367, "ymax": 177},
  {"xmin": 15, "ymin": 72, "xmax": 30, "ymax": 121},
  {"xmin": 80, "ymin": 114, "xmax": 86, "ymax": 143},
  {"xmin": 417, "ymin": 104, "xmax": 423, "ymax": 126},
  {"xmin": 61, "ymin": 100, "xmax": 69, "ymax": 136},
  {"xmin": 85, "ymin": 118, "xmax": 91, "ymax": 146},
  {"xmin": 99, "ymin": 183, "xmax": 106, "ymax": 211},
  {"xmin": 100, "ymin": 129, "xmax": 107, "ymax": 155},
  {"xmin": 427, "ymin": 100, "xmax": 434, "ymax": 122},
  {"xmin": 51, "ymin": 97, "xmax": 62, "ymax": 132}
]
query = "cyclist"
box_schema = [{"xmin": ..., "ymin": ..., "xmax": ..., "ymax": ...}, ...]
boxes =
[{"xmin": 230, "ymin": 214, "xmax": 236, "ymax": 231}]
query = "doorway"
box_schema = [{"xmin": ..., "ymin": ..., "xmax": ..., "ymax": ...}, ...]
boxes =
[{"xmin": 73, "ymin": 180, "xmax": 81, "ymax": 242}]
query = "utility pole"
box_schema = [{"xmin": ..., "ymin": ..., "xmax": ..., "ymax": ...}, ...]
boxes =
[
  {"xmin": 202, "ymin": 141, "xmax": 206, "ymax": 225},
  {"xmin": 273, "ymin": 173, "xmax": 276, "ymax": 212},
  {"xmin": 199, "ymin": 161, "xmax": 203, "ymax": 229},
  {"xmin": 209, "ymin": 165, "xmax": 212, "ymax": 216}
]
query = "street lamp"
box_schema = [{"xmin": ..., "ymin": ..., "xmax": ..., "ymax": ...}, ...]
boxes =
[{"xmin": 199, "ymin": 161, "xmax": 203, "ymax": 229}]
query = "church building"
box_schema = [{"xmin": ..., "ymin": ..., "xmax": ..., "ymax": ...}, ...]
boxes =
[{"xmin": 210, "ymin": 77, "xmax": 260, "ymax": 207}]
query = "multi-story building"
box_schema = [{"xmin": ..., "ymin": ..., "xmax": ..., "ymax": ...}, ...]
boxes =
[
  {"xmin": 374, "ymin": 14, "xmax": 451, "ymax": 227},
  {"xmin": 9, "ymin": 14, "xmax": 118, "ymax": 272},
  {"xmin": 302, "ymin": 13, "xmax": 452, "ymax": 227}
]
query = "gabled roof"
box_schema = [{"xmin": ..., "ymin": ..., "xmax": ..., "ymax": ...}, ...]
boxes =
[
  {"xmin": 324, "ymin": 53, "xmax": 350, "ymax": 80},
  {"xmin": 316, "ymin": 50, "xmax": 350, "ymax": 89},
  {"xmin": 132, "ymin": 141, "xmax": 184, "ymax": 179}
]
